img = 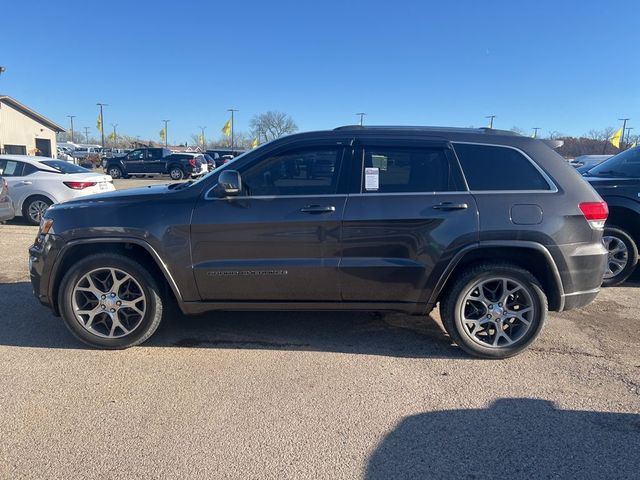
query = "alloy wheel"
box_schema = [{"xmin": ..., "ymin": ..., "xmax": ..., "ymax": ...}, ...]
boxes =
[
  {"xmin": 28, "ymin": 200, "xmax": 50, "ymax": 224},
  {"xmin": 460, "ymin": 277, "xmax": 535, "ymax": 348},
  {"xmin": 603, "ymin": 235, "xmax": 629, "ymax": 280},
  {"xmin": 71, "ymin": 267, "xmax": 146, "ymax": 338}
]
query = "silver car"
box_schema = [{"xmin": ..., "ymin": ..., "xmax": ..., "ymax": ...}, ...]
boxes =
[{"xmin": 0, "ymin": 176, "xmax": 15, "ymax": 223}]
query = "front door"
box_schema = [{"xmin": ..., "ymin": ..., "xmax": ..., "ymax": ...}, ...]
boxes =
[
  {"xmin": 190, "ymin": 143, "xmax": 349, "ymax": 301},
  {"xmin": 340, "ymin": 139, "xmax": 479, "ymax": 305},
  {"xmin": 123, "ymin": 149, "xmax": 146, "ymax": 173}
]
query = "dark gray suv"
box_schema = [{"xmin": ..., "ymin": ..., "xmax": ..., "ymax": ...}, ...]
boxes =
[{"xmin": 29, "ymin": 126, "xmax": 608, "ymax": 358}]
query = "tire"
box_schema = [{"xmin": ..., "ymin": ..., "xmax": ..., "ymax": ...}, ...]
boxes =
[
  {"xmin": 23, "ymin": 195, "xmax": 52, "ymax": 225},
  {"xmin": 440, "ymin": 263, "xmax": 547, "ymax": 359},
  {"xmin": 107, "ymin": 166, "xmax": 123, "ymax": 179},
  {"xmin": 169, "ymin": 166, "xmax": 185, "ymax": 180},
  {"xmin": 602, "ymin": 226, "xmax": 638, "ymax": 287},
  {"xmin": 58, "ymin": 253, "xmax": 164, "ymax": 349}
]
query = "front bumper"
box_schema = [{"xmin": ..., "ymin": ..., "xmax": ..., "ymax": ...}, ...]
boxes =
[{"xmin": 29, "ymin": 233, "xmax": 63, "ymax": 312}]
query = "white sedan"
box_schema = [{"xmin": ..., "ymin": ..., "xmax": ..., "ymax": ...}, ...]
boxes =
[{"xmin": 0, "ymin": 155, "xmax": 115, "ymax": 225}]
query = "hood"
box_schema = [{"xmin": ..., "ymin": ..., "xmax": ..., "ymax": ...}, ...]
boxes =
[
  {"xmin": 584, "ymin": 176, "xmax": 640, "ymax": 186},
  {"xmin": 49, "ymin": 184, "xmax": 174, "ymax": 211}
]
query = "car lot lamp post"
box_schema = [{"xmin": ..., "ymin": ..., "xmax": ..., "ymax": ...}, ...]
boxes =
[
  {"xmin": 485, "ymin": 115, "xmax": 496, "ymax": 129},
  {"xmin": 67, "ymin": 115, "xmax": 76, "ymax": 142},
  {"xmin": 227, "ymin": 109, "xmax": 238, "ymax": 152},
  {"xmin": 97, "ymin": 103, "xmax": 108, "ymax": 147}
]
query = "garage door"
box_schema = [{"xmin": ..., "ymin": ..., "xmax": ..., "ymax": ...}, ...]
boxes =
[{"xmin": 4, "ymin": 145, "xmax": 27, "ymax": 155}]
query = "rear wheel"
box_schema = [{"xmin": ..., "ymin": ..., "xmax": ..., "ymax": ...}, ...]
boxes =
[
  {"xmin": 58, "ymin": 254, "xmax": 164, "ymax": 349},
  {"xmin": 23, "ymin": 195, "xmax": 52, "ymax": 225},
  {"xmin": 107, "ymin": 166, "xmax": 123, "ymax": 179},
  {"xmin": 440, "ymin": 263, "xmax": 547, "ymax": 359},
  {"xmin": 602, "ymin": 226, "xmax": 638, "ymax": 287},
  {"xmin": 169, "ymin": 166, "xmax": 185, "ymax": 180}
]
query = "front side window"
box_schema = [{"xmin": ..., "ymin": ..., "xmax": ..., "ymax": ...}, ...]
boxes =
[
  {"xmin": 128, "ymin": 150, "xmax": 145, "ymax": 161},
  {"xmin": 242, "ymin": 148, "xmax": 342, "ymax": 196},
  {"xmin": 588, "ymin": 147, "xmax": 640, "ymax": 178},
  {"xmin": 361, "ymin": 147, "xmax": 463, "ymax": 193},
  {"xmin": 0, "ymin": 160, "xmax": 25, "ymax": 177},
  {"xmin": 454, "ymin": 143, "xmax": 551, "ymax": 191}
]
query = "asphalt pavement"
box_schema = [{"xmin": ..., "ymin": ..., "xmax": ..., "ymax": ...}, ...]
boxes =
[{"xmin": 0, "ymin": 178, "xmax": 638, "ymax": 479}]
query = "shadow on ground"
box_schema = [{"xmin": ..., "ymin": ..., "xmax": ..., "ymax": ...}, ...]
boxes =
[
  {"xmin": 0, "ymin": 282, "xmax": 465, "ymax": 359},
  {"xmin": 365, "ymin": 398, "xmax": 640, "ymax": 480}
]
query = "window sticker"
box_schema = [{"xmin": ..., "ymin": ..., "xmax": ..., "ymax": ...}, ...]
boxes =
[{"xmin": 365, "ymin": 167, "xmax": 379, "ymax": 191}]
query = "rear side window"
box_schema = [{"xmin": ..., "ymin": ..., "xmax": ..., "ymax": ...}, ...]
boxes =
[
  {"xmin": 454, "ymin": 143, "xmax": 551, "ymax": 191},
  {"xmin": 361, "ymin": 147, "xmax": 463, "ymax": 193}
]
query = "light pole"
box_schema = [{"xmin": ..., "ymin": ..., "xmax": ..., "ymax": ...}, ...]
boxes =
[
  {"xmin": 485, "ymin": 115, "xmax": 496, "ymax": 129},
  {"xmin": 532, "ymin": 127, "xmax": 541, "ymax": 138},
  {"xmin": 111, "ymin": 123, "xmax": 118, "ymax": 147},
  {"xmin": 67, "ymin": 115, "xmax": 76, "ymax": 142},
  {"xmin": 96, "ymin": 103, "xmax": 108, "ymax": 147},
  {"xmin": 84, "ymin": 127, "xmax": 91, "ymax": 144},
  {"xmin": 625, "ymin": 127, "xmax": 634, "ymax": 148},
  {"xmin": 618, "ymin": 118, "xmax": 630, "ymax": 147},
  {"xmin": 227, "ymin": 109, "xmax": 238, "ymax": 151},
  {"xmin": 198, "ymin": 126, "xmax": 206, "ymax": 150},
  {"xmin": 162, "ymin": 119, "xmax": 170, "ymax": 147},
  {"xmin": 356, "ymin": 112, "xmax": 367, "ymax": 126}
]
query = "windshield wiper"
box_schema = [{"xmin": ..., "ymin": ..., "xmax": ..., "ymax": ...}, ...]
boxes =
[
  {"xmin": 167, "ymin": 180, "xmax": 194, "ymax": 190},
  {"xmin": 594, "ymin": 170, "xmax": 627, "ymax": 177}
]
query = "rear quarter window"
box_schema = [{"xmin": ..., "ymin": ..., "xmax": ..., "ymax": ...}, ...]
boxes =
[{"xmin": 453, "ymin": 143, "xmax": 551, "ymax": 191}]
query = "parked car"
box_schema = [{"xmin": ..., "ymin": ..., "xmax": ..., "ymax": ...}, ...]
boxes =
[
  {"xmin": 582, "ymin": 146, "xmax": 640, "ymax": 286},
  {"xmin": 0, "ymin": 155, "xmax": 114, "ymax": 225},
  {"xmin": 206, "ymin": 148, "xmax": 245, "ymax": 159},
  {"xmin": 0, "ymin": 176, "xmax": 15, "ymax": 223},
  {"xmin": 103, "ymin": 148, "xmax": 206, "ymax": 180},
  {"xmin": 30, "ymin": 126, "xmax": 608, "ymax": 358},
  {"xmin": 571, "ymin": 154, "xmax": 612, "ymax": 172}
]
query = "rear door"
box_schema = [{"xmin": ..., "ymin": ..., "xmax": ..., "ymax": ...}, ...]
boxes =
[
  {"xmin": 190, "ymin": 139, "xmax": 350, "ymax": 301},
  {"xmin": 144, "ymin": 148, "xmax": 166, "ymax": 174},
  {"xmin": 340, "ymin": 138, "xmax": 479, "ymax": 305}
]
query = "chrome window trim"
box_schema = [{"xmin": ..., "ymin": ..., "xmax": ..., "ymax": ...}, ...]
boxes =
[
  {"xmin": 451, "ymin": 141, "xmax": 558, "ymax": 193},
  {"xmin": 205, "ymin": 191, "xmax": 347, "ymax": 200}
]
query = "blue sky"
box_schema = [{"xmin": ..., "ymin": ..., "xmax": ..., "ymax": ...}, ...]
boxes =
[{"xmin": 1, "ymin": 0, "xmax": 638, "ymax": 143}]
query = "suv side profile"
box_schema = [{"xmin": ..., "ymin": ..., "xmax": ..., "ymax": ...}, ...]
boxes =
[{"xmin": 29, "ymin": 126, "xmax": 608, "ymax": 358}]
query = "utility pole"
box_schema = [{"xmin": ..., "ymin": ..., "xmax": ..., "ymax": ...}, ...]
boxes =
[
  {"xmin": 356, "ymin": 112, "xmax": 367, "ymax": 126},
  {"xmin": 485, "ymin": 115, "xmax": 496, "ymax": 129},
  {"xmin": 198, "ymin": 126, "xmax": 206, "ymax": 150},
  {"xmin": 625, "ymin": 127, "xmax": 634, "ymax": 148},
  {"xmin": 227, "ymin": 109, "xmax": 238, "ymax": 152},
  {"xmin": 532, "ymin": 127, "xmax": 541, "ymax": 138},
  {"xmin": 162, "ymin": 119, "xmax": 170, "ymax": 147},
  {"xmin": 618, "ymin": 118, "xmax": 630, "ymax": 147},
  {"xmin": 67, "ymin": 115, "xmax": 76, "ymax": 142},
  {"xmin": 96, "ymin": 103, "xmax": 108, "ymax": 147},
  {"xmin": 111, "ymin": 123, "xmax": 118, "ymax": 147},
  {"xmin": 84, "ymin": 127, "xmax": 91, "ymax": 144}
]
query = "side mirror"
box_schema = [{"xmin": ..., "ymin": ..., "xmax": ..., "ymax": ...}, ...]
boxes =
[{"xmin": 215, "ymin": 170, "xmax": 242, "ymax": 197}]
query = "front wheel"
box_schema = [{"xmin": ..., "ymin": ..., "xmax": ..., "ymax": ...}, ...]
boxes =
[
  {"xmin": 58, "ymin": 254, "xmax": 164, "ymax": 349},
  {"xmin": 440, "ymin": 263, "xmax": 547, "ymax": 359},
  {"xmin": 169, "ymin": 166, "xmax": 185, "ymax": 180},
  {"xmin": 107, "ymin": 166, "xmax": 123, "ymax": 179},
  {"xmin": 602, "ymin": 226, "xmax": 638, "ymax": 287}
]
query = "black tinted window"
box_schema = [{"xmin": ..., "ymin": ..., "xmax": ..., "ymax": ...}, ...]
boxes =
[
  {"xmin": 361, "ymin": 147, "xmax": 462, "ymax": 193},
  {"xmin": 588, "ymin": 147, "xmax": 640, "ymax": 177},
  {"xmin": 22, "ymin": 163, "xmax": 39, "ymax": 175},
  {"xmin": 242, "ymin": 148, "xmax": 342, "ymax": 196},
  {"xmin": 40, "ymin": 160, "xmax": 90, "ymax": 173},
  {"xmin": 454, "ymin": 143, "xmax": 550, "ymax": 191}
]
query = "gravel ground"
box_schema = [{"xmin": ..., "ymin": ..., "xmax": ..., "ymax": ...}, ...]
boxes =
[{"xmin": 0, "ymin": 179, "xmax": 638, "ymax": 479}]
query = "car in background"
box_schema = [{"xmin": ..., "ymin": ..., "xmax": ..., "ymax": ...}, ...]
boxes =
[
  {"xmin": 0, "ymin": 176, "xmax": 15, "ymax": 223},
  {"xmin": 103, "ymin": 148, "xmax": 206, "ymax": 180},
  {"xmin": 0, "ymin": 155, "xmax": 114, "ymax": 225},
  {"xmin": 206, "ymin": 148, "xmax": 246, "ymax": 159},
  {"xmin": 572, "ymin": 154, "xmax": 612, "ymax": 172},
  {"xmin": 582, "ymin": 146, "xmax": 640, "ymax": 286}
]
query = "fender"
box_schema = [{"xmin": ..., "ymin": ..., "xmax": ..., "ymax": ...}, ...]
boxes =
[
  {"xmin": 49, "ymin": 237, "xmax": 185, "ymax": 309},
  {"xmin": 426, "ymin": 240, "xmax": 565, "ymax": 311}
]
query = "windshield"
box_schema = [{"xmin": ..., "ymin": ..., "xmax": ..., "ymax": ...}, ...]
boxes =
[
  {"xmin": 588, "ymin": 147, "xmax": 640, "ymax": 177},
  {"xmin": 40, "ymin": 160, "xmax": 92, "ymax": 174}
]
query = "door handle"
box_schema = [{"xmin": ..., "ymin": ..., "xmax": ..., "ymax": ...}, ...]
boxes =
[
  {"xmin": 433, "ymin": 202, "xmax": 468, "ymax": 210},
  {"xmin": 20, "ymin": 181, "xmax": 33, "ymax": 185},
  {"xmin": 300, "ymin": 205, "xmax": 336, "ymax": 214}
]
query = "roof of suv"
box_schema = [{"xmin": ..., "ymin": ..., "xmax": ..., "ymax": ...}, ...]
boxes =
[{"xmin": 333, "ymin": 125, "xmax": 519, "ymax": 136}]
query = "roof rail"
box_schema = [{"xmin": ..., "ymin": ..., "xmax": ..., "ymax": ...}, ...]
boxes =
[{"xmin": 333, "ymin": 125, "xmax": 519, "ymax": 136}]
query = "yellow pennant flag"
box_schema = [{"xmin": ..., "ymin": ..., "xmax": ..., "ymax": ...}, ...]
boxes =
[
  {"xmin": 96, "ymin": 112, "xmax": 102, "ymax": 131},
  {"xmin": 222, "ymin": 119, "xmax": 232, "ymax": 137},
  {"xmin": 610, "ymin": 127, "xmax": 623, "ymax": 148},
  {"xmin": 198, "ymin": 133, "xmax": 205, "ymax": 145},
  {"xmin": 251, "ymin": 138, "xmax": 259, "ymax": 149},
  {"xmin": 108, "ymin": 131, "xmax": 116, "ymax": 141},
  {"xmin": 159, "ymin": 127, "xmax": 166, "ymax": 141}
]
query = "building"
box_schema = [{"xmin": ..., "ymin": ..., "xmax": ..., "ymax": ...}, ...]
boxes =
[{"xmin": 0, "ymin": 95, "xmax": 65, "ymax": 157}]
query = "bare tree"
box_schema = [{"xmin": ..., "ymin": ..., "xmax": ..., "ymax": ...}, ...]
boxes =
[{"xmin": 250, "ymin": 111, "xmax": 298, "ymax": 142}]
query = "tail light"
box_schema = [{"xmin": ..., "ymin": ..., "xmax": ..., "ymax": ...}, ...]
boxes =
[
  {"xmin": 579, "ymin": 201, "xmax": 608, "ymax": 229},
  {"xmin": 64, "ymin": 181, "xmax": 96, "ymax": 190},
  {"xmin": 189, "ymin": 158, "xmax": 196, "ymax": 167}
]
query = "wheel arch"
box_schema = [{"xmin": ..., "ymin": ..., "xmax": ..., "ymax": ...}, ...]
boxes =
[
  {"xmin": 20, "ymin": 192, "xmax": 56, "ymax": 217},
  {"xmin": 605, "ymin": 205, "xmax": 640, "ymax": 245},
  {"xmin": 431, "ymin": 242, "xmax": 564, "ymax": 312},
  {"xmin": 49, "ymin": 238, "xmax": 184, "ymax": 316}
]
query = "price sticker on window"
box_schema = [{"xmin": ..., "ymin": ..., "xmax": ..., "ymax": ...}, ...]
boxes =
[{"xmin": 364, "ymin": 167, "xmax": 379, "ymax": 191}]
